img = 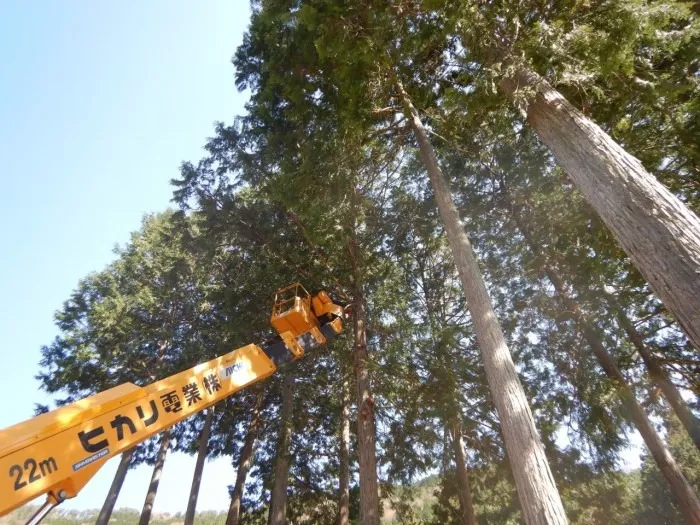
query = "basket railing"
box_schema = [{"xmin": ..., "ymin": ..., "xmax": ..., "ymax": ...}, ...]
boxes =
[{"xmin": 272, "ymin": 283, "xmax": 311, "ymax": 318}]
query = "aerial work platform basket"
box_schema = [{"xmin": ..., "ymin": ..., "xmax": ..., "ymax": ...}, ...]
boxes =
[{"xmin": 270, "ymin": 283, "xmax": 320, "ymax": 337}]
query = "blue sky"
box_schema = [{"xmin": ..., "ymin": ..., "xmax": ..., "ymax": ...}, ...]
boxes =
[{"xmin": 0, "ymin": 1, "xmax": 249, "ymax": 514}]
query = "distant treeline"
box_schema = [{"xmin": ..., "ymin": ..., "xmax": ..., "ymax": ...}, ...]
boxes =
[{"xmin": 2, "ymin": 506, "xmax": 227, "ymax": 525}]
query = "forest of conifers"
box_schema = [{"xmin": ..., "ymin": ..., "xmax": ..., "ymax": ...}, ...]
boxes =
[{"xmin": 31, "ymin": 1, "xmax": 700, "ymax": 524}]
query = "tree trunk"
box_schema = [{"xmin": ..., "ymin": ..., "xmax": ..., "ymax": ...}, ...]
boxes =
[
  {"xmin": 395, "ymin": 78, "xmax": 568, "ymax": 525},
  {"xmin": 451, "ymin": 422, "xmax": 477, "ymax": 525},
  {"xmin": 339, "ymin": 376, "xmax": 351, "ymax": 525},
  {"xmin": 605, "ymin": 292, "xmax": 700, "ymax": 451},
  {"xmin": 509, "ymin": 207, "xmax": 700, "ymax": 524},
  {"xmin": 442, "ymin": 425, "xmax": 451, "ymax": 476},
  {"xmin": 184, "ymin": 409, "xmax": 215, "ymax": 525},
  {"xmin": 352, "ymin": 286, "xmax": 381, "ymax": 525},
  {"xmin": 227, "ymin": 390, "xmax": 265, "ymax": 525},
  {"xmin": 500, "ymin": 68, "xmax": 700, "ymax": 352},
  {"xmin": 138, "ymin": 429, "xmax": 171, "ymax": 525},
  {"xmin": 96, "ymin": 447, "xmax": 134, "ymax": 525},
  {"xmin": 347, "ymin": 222, "xmax": 381, "ymax": 525},
  {"xmin": 268, "ymin": 373, "xmax": 295, "ymax": 525}
]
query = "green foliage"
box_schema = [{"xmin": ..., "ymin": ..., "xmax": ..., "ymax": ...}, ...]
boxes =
[{"xmin": 562, "ymin": 470, "xmax": 640, "ymax": 525}]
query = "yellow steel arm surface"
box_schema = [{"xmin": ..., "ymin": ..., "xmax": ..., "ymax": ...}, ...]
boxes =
[{"xmin": 0, "ymin": 343, "xmax": 276, "ymax": 515}]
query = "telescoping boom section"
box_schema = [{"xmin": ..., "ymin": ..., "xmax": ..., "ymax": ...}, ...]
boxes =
[{"xmin": 0, "ymin": 284, "xmax": 343, "ymax": 519}]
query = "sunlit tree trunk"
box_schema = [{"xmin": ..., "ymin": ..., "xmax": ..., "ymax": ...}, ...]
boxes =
[
  {"xmin": 185, "ymin": 408, "xmax": 215, "ymax": 525},
  {"xmin": 268, "ymin": 373, "xmax": 295, "ymax": 525},
  {"xmin": 138, "ymin": 429, "xmax": 171, "ymax": 525},
  {"xmin": 96, "ymin": 447, "xmax": 134, "ymax": 525},
  {"xmin": 501, "ymin": 68, "xmax": 700, "ymax": 352},
  {"xmin": 395, "ymin": 77, "xmax": 567, "ymax": 525}
]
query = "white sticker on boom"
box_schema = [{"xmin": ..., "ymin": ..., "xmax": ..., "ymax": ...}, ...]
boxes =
[{"xmin": 219, "ymin": 360, "xmax": 252, "ymax": 386}]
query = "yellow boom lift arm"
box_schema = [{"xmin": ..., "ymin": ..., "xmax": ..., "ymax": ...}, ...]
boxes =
[{"xmin": 0, "ymin": 284, "xmax": 344, "ymax": 522}]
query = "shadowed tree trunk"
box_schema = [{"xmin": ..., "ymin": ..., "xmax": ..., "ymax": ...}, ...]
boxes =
[
  {"xmin": 339, "ymin": 376, "xmax": 351, "ymax": 525},
  {"xmin": 346, "ymin": 210, "xmax": 381, "ymax": 525},
  {"xmin": 442, "ymin": 425, "xmax": 451, "ymax": 476},
  {"xmin": 394, "ymin": 77, "xmax": 567, "ymax": 525},
  {"xmin": 133, "ymin": 339, "xmax": 172, "ymax": 525},
  {"xmin": 604, "ymin": 292, "xmax": 700, "ymax": 451},
  {"xmin": 350, "ymin": 277, "xmax": 380, "ymax": 525},
  {"xmin": 268, "ymin": 373, "xmax": 295, "ymax": 525},
  {"xmin": 509, "ymin": 202, "xmax": 700, "ymax": 523},
  {"xmin": 451, "ymin": 422, "xmax": 477, "ymax": 525},
  {"xmin": 500, "ymin": 68, "xmax": 700, "ymax": 352},
  {"xmin": 185, "ymin": 408, "xmax": 215, "ymax": 525},
  {"xmin": 138, "ymin": 429, "xmax": 171, "ymax": 525},
  {"xmin": 227, "ymin": 389, "xmax": 265, "ymax": 525},
  {"xmin": 96, "ymin": 447, "xmax": 134, "ymax": 525}
]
